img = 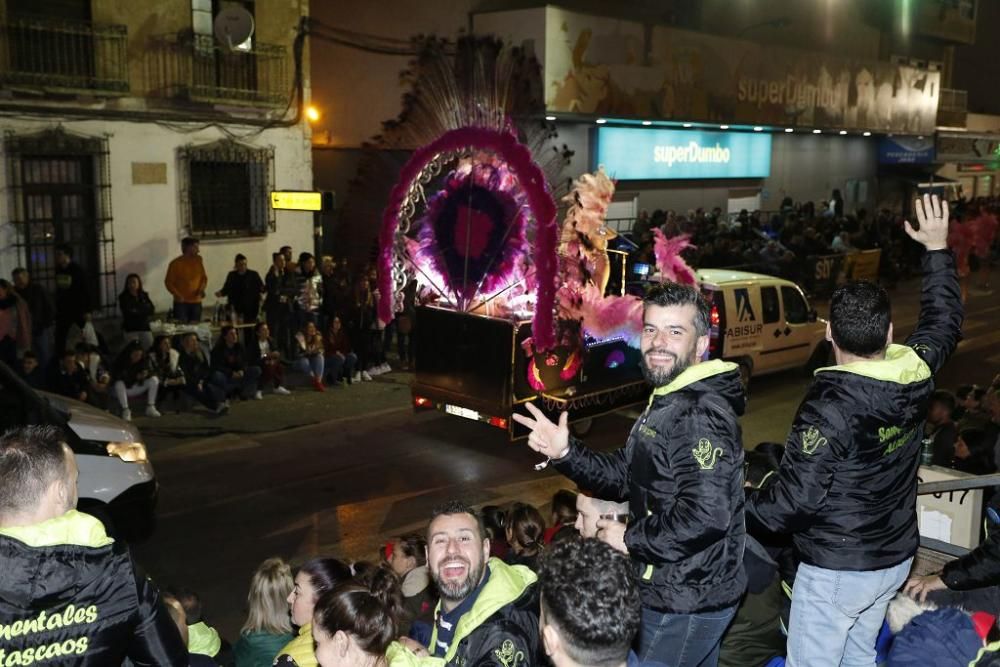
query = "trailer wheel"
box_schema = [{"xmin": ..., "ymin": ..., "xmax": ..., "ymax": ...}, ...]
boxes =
[{"xmin": 570, "ymin": 418, "xmax": 594, "ymax": 438}]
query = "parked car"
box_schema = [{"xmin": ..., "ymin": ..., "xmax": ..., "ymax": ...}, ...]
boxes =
[{"xmin": 0, "ymin": 360, "xmax": 157, "ymax": 541}]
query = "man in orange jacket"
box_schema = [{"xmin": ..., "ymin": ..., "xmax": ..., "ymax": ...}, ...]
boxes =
[{"xmin": 165, "ymin": 237, "xmax": 208, "ymax": 323}]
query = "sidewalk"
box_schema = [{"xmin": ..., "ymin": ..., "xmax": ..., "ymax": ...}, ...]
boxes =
[{"xmin": 135, "ymin": 370, "xmax": 415, "ymax": 452}]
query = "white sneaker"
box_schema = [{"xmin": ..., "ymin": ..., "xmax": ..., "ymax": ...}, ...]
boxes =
[
  {"xmin": 379, "ymin": 363, "xmax": 392, "ymax": 374},
  {"xmin": 145, "ymin": 406, "xmax": 162, "ymax": 418},
  {"xmin": 121, "ymin": 409, "xmax": 132, "ymax": 422},
  {"xmin": 361, "ymin": 371, "xmax": 373, "ymax": 381},
  {"xmin": 274, "ymin": 386, "xmax": 291, "ymax": 395},
  {"xmin": 352, "ymin": 372, "xmax": 361, "ymax": 383},
  {"xmin": 253, "ymin": 390, "xmax": 264, "ymax": 400}
]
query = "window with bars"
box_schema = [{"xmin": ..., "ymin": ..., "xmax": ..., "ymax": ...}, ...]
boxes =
[
  {"xmin": 178, "ymin": 139, "xmax": 274, "ymax": 238},
  {"xmin": 4, "ymin": 128, "xmax": 117, "ymax": 316}
]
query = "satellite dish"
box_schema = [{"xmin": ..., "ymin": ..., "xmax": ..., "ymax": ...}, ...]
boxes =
[{"xmin": 214, "ymin": 6, "xmax": 255, "ymax": 50}]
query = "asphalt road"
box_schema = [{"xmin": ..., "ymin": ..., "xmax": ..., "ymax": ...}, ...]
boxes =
[{"xmin": 131, "ymin": 281, "xmax": 1000, "ymax": 640}]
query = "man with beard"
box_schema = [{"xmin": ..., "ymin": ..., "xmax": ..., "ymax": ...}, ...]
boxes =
[
  {"xmin": 514, "ymin": 283, "xmax": 747, "ymax": 667},
  {"xmin": 394, "ymin": 500, "xmax": 539, "ymax": 666}
]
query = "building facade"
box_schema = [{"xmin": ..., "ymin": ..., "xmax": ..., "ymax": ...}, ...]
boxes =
[{"xmin": 0, "ymin": 0, "xmax": 313, "ymax": 316}]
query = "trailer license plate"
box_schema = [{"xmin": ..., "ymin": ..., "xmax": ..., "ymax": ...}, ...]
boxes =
[{"xmin": 445, "ymin": 404, "xmax": 480, "ymax": 421}]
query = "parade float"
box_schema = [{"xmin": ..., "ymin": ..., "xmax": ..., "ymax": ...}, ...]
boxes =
[{"xmin": 376, "ymin": 40, "xmax": 696, "ymax": 437}]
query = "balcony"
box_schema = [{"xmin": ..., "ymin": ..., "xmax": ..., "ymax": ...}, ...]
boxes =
[
  {"xmin": 0, "ymin": 16, "xmax": 128, "ymax": 94},
  {"xmin": 937, "ymin": 88, "xmax": 968, "ymax": 129},
  {"xmin": 148, "ymin": 33, "xmax": 288, "ymax": 108}
]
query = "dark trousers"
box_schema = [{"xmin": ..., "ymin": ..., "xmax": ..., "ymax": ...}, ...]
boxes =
[
  {"xmin": 260, "ymin": 360, "xmax": 285, "ymax": 388},
  {"xmin": 172, "ymin": 302, "xmax": 203, "ymax": 323},
  {"xmin": 0, "ymin": 336, "xmax": 16, "ymax": 368},
  {"xmin": 55, "ymin": 314, "xmax": 87, "ymax": 355},
  {"xmin": 637, "ymin": 605, "xmax": 737, "ymax": 667},
  {"xmin": 209, "ymin": 367, "xmax": 262, "ymax": 399},
  {"xmin": 266, "ymin": 308, "xmax": 294, "ymax": 357},
  {"xmin": 324, "ymin": 353, "xmax": 357, "ymax": 383},
  {"xmin": 182, "ymin": 381, "xmax": 225, "ymax": 410}
]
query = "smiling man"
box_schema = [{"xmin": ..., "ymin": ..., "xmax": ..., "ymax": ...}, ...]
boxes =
[
  {"xmin": 403, "ymin": 500, "xmax": 539, "ymax": 666},
  {"xmin": 514, "ymin": 283, "xmax": 747, "ymax": 667}
]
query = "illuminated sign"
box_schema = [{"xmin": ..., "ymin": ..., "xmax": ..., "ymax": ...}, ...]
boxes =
[
  {"xmin": 595, "ymin": 127, "xmax": 772, "ymax": 180},
  {"xmin": 270, "ymin": 191, "xmax": 323, "ymax": 211}
]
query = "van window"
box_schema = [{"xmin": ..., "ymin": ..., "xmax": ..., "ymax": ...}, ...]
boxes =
[
  {"xmin": 782, "ymin": 286, "xmax": 808, "ymax": 324},
  {"xmin": 761, "ymin": 286, "xmax": 780, "ymax": 324}
]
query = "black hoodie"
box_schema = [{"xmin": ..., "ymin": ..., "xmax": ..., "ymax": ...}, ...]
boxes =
[
  {"xmin": 554, "ymin": 359, "xmax": 748, "ymax": 613},
  {"xmin": 0, "ymin": 511, "xmax": 187, "ymax": 665}
]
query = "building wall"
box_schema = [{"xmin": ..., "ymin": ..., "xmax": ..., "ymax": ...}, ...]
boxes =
[
  {"xmin": 0, "ymin": 121, "xmax": 313, "ymax": 314},
  {"xmin": 556, "ymin": 125, "xmax": 877, "ymax": 214}
]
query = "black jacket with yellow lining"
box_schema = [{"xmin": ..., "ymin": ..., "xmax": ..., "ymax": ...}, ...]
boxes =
[
  {"xmin": 747, "ymin": 249, "xmax": 963, "ymax": 571},
  {"xmin": 0, "ymin": 510, "xmax": 187, "ymax": 666},
  {"xmin": 554, "ymin": 359, "xmax": 748, "ymax": 614}
]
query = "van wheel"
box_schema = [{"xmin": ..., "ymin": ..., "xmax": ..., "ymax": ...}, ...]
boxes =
[
  {"xmin": 570, "ymin": 418, "xmax": 594, "ymax": 438},
  {"xmin": 805, "ymin": 341, "xmax": 833, "ymax": 374},
  {"xmin": 738, "ymin": 362, "xmax": 752, "ymax": 394}
]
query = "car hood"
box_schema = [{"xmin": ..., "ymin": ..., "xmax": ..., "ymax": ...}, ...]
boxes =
[{"xmin": 38, "ymin": 391, "xmax": 142, "ymax": 444}]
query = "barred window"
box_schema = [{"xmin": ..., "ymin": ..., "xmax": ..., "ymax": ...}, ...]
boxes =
[{"xmin": 179, "ymin": 140, "xmax": 274, "ymax": 238}]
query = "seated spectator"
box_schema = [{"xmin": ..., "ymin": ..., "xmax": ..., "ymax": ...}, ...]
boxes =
[
  {"xmin": 573, "ymin": 493, "xmax": 628, "ymax": 539},
  {"xmin": 119, "ymin": 273, "xmax": 156, "ymax": 352},
  {"xmin": 0, "ymin": 426, "xmax": 188, "ymax": 664},
  {"xmin": 234, "ymin": 557, "xmax": 295, "ymax": 667},
  {"xmin": 505, "ymin": 503, "xmax": 546, "ymax": 571},
  {"xmin": 18, "ymin": 350, "xmax": 45, "ymax": 390},
  {"xmin": 172, "ymin": 587, "xmax": 229, "ymax": 664},
  {"xmin": 482, "ymin": 504, "xmax": 510, "ymax": 560},
  {"xmin": 926, "ymin": 390, "xmax": 959, "ymax": 467},
  {"xmin": 75, "ymin": 342, "xmax": 110, "ymax": 407},
  {"xmin": 391, "ymin": 501, "xmax": 539, "ymax": 664},
  {"xmin": 952, "ymin": 428, "xmax": 996, "ymax": 476},
  {"xmin": 274, "ymin": 557, "xmax": 352, "ymax": 667},
  {"xmin": 312, "ymin": 565, "xmax": 404, "ymax": 667},
  {"xmin": 831, "ymin": 231, "xmax": 856, "ymax": 254},
  {"xmin": 178, "ymin": 332, "xmax": 227, "ymax": 414},
  {"xmin": 292, "ymin": 321, "xmax": 326, "ymax": 392},
  {"xmin": 323, "ymin": 315, "xmax": 358, "ymax": 386},
  {"xmin": 161, "ymin": 593, "xmax": 219, "ymax": 667},
  {"xmin": 48, "ymin": 349, "xmax": 90, "ymax": 402},
  {"xmin": 211, "ymin": 325, "xmax": 263, "ymax": 401},
  {"xmin": 537, "ymin": 538, "xmax": 667, "ymax": 667},
  {"xmin": 955, "ymin": 385, "xmax": 986, "ymax": 425},
  {"xmin": 249, "ymin": 322, "xmax": 291, "ymax": 395},
  {"xmin": 150, "ymin": 334, "xmax": 186, "ymax": 409},
  {"xmin": 388, "ymin": 534, "xmax": 435, "ymax": 638},
  {"xmin": 111, "ymin": 339, "xmax": 161, "ymax": 422},
  {"xmin": 544, "ymin": 489, "xmax": 578, "ymax": 545},
  {"xmin": 718, "ymin": 450, "xmax": 787, "ymax": 667}
]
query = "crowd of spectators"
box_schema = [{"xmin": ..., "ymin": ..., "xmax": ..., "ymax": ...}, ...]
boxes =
[
  {"xmin": 2, "ymin": 238, "xmax": 416, "ymax": 422},
  {"xmin": 623, "ymin": 193, "xmax": 999, "ymax": 290},
  {"xmin": 922, "ymin": 374, "xmax": 1000, "ymax": 476}
]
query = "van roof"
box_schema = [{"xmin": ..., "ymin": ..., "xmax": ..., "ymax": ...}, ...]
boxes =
[{"xmin": 696, "ymin": 268, "xmax": 795, "ymax": 288}]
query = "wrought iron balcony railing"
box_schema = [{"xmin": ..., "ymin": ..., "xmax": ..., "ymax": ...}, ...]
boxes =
[
  {"xmin": 147, "ymin": 33, "xmax": 288, "ymax": 108},
  {"xmin": 0, "ymin": 16, "xmax": 129, "ymax": 93}
]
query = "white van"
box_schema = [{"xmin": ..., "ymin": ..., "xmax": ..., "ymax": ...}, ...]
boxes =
[
  {"xmin": 697, "ymin": 269, "xmax": 830, "ymax": 387},
  {"xmin": 0, "ymin": 360, "xmax": 157, "ymax": 540}
]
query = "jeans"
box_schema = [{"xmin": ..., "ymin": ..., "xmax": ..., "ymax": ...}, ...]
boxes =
[
  {"xmin": 324, "ymin": 352, "xmax": 357, "ymax": 383},
  {"xmin": 172, "ymin": 302, "xmax": 202, "ymax": 323},
  {"xmin": 293, "ymin": 355, "xmax": 324, "ymax": 378},
  {"xmin": 32, "ymin": 326, "xmax": 53, "ymax": 369},
  {"xmin": 183, "ymin": 381, "xmax": 224, "ymax": 410},
  {"xmin": 638, "ymin": 604, "xmax": 737, "ymax": 667},
  {"xmin": 787, "ymin": 558, "xmax": 913, "ymax": 667},
  {"xmin": 209, "ymin": 366, "xmax": 261, "ymax": 399},
  {"xmin": 113, "ymin": 377, "xmax": 159, "ymax": 410}
]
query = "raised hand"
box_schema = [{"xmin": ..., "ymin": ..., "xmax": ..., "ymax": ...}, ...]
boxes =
[
  {"xmin": 511, "ymin": 402, "xmax": 570, "ymax": 462},
  {"xmin": 904, "ymin": 194, "xmax": 949, "ymax": 252}
]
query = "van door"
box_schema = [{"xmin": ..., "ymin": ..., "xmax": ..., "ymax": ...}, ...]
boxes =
[
  {"xmin": 722, "ymin": 284, "xmax": 765, "ymax": 363},
  {"xmin": 763, "ymin": 285, "xmax": 820, "ymax": 371},
  {"xmin": 753, "ymin": 285, "xmax": 783, "ymax": 373}
]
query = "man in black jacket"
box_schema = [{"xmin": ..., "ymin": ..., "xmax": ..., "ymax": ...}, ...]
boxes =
[
  {"xmin": 0, "ymin": 425, "xmax": 187, "ymax": 665},
  {"xmin": 514, "ymin": 283, "xmax": 747, "ymax": 667},
  {"xmin": 53, "ymin": 244, "xmax": 93, "ymax": 356},
  {"xmin": 215, "ymin": 254, "xmax": 264, "ymax": 345},
  {"xmin": 394, "ymin": 501, "xmax": 539, "ymax": 666},
  {"xmin": 746, "ymin": 194, "xmax": 963, "ymax": 666}
]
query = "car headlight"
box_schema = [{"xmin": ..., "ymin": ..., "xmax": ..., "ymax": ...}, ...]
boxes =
[{"xmin": 107, "ymin": 442, "xmax": 148, "ymax": 463}]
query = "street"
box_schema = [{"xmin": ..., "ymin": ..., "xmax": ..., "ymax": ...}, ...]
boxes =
[{"xmin": 131, "ymin": 282, "xmax": 1000, "ymax": 639}]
